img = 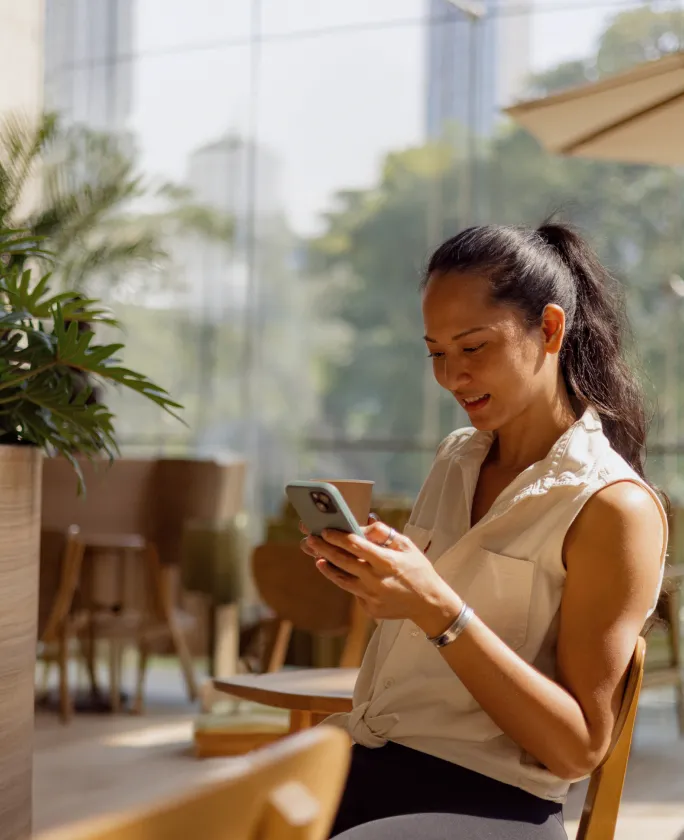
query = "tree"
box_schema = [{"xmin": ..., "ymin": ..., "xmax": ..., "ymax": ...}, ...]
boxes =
[
  {"xmin": 306, "ymin": 7, "xmax": 684, "ymax": 497},
  {"xmin": 525, "ymin": 7, "xmax": 684, "ymax": 97},
  {"xmin": 596, "ymin": 6, "xmax": 684, "ymax": 76}
]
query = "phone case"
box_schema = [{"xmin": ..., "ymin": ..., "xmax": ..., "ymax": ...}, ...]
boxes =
[{"xmin": 285, "ymin": 481, "xmax": 365, "ymax": 538}]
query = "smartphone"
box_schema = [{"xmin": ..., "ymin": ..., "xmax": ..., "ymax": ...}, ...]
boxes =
[{"xmin": 285, "ymin": 480, "xmax": 364, "ymax": 538}]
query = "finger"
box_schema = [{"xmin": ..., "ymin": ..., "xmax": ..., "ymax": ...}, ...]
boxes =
[
  {"xmin": 322, "ymin": 528, "xmax": 407, "ymax": 567},
  {"xmin": 300, "ymin": 537, "xmax": 317, "ymax": 557},
  {"xmin": 360, "ymin": 521, "xmax": 392, "ymax": 543},
  {"xmin": 361, "ymin": 521, "xmax": 410, "ymax": 551},
  {"xmin": 298, "ymin": 521, "xmax": 310, "ymax": 536},
  {"xmin": 306, "ymin": 535, "xmax": 366, "ymax": 578},
  {"xmin": 368, "ymin": 513, "xmax": 379, "ymax": 524},
  {"xmin": 315, "ymin": 558, "xmax": 367, "ymax": 596}
]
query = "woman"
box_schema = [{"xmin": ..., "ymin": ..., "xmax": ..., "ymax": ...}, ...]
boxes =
[{"xmin": 302, "ymin": 223, "xmax": 667, "ymax": 839}]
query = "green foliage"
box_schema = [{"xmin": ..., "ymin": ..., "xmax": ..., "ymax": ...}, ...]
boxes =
[{"xmin": 0, "ymin": 229, "xmax": 182, "ymax": 487}]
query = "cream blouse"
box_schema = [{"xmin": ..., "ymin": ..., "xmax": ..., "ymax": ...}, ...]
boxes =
[{"xmin": 326, "ymin": 408, "xmax": 667, "ymax": 802}]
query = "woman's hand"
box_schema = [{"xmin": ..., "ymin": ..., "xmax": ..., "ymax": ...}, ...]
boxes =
[{"xmin": 300, "ymin": 520, "xmax": 462, "ymax": 634}]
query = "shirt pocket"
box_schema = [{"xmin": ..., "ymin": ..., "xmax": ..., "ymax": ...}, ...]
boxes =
[{"xmin": 457, "ymin": 549, "xmax": 535, "ymax": 651}]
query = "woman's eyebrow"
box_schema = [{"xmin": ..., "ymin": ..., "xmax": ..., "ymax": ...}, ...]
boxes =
[{"xmin": 423, "ymin": 327, "xmax": 487, "ymax": 343}]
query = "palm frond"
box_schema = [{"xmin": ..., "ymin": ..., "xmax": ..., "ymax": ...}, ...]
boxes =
[
  {"xmin": 0, "ymin": 113, "xmax": 58, "ymax": 221},
  {"xmin": 3, "ymin": 110, "xmax": 232, "ymax": 295},
  {"xmin": 57, "ymin": 233, "xmax": 167, "ymax": 291}
]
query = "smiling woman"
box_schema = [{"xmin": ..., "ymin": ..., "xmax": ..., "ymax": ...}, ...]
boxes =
[{"xmin": 302, "ymin": 221, "xmax": 668, "ymax": 840}]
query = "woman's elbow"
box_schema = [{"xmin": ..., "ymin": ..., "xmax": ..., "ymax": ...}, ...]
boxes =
[{"xmin": 545, "ymin": 742, "xmax": 610, "ymax": 782}]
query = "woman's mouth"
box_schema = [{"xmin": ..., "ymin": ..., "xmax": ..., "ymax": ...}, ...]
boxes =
[{"xmin": 461, "ymin": 394, "xmax": 490, "ymax": 412}]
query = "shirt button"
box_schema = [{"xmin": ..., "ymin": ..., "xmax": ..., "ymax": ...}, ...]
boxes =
[{"xmin": 384, "ymin": 678, "xmax": 395, "ymax": 689}]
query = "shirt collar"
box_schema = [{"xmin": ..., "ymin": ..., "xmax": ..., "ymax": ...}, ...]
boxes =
[{"xmin": 457, "ymin": 406, "xmax": 608, "ymax": 515}]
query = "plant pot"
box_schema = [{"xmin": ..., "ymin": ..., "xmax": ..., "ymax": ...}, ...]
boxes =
[{"xmin": 0, "ymin": 446, "xmax": 42, "ymax": 840}]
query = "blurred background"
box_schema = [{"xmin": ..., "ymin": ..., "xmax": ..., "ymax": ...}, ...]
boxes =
[
  {"xmin": 7, "ymin": 3, "xmax": 681, "ymax": 836},
  {"xmin": 27, "ymin": 0, "xmax": 684, "ymax": 519}
]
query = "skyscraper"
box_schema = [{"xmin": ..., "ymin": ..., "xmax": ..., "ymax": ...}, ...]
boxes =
[
  {"xmin": 44, "ymin": 0, "xmax": 133, "ymax": 131},
  {"xmin": 166, "ymin": 134, "xmax": 282, "ymax": 316},
  {"xmin": 424, "ymin": 0, "xmax": 531, "ymax": 139}
]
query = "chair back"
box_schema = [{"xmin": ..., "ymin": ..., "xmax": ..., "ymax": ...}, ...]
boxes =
[
  {"xmin": 42, "ymin": 458, "xmax": 157, "ymax": 536},
  {"xmin": 152, "ymin": 458, "xmax": 246, "ymax": 566},
  {"xmin": 253, "ymin": 543, "xmax": 352, "ymax": 636},
  {"xmin": 577, "ymin": 636, "xmax": 646, "ymax": 840},
  {"xmin": 35, "ymin": 726, "xmax": 351, "ymax": 840},
  {"xmin": 252, "ymin": 544, "xmax": 370, "ymax": 668},
  {"xmin": 38, "ymin": 526, "xmax": 85, "ymax": 644}
]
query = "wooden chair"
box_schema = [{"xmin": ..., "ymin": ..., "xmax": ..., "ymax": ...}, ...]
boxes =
[
  {"xmin": 250, "ymin": 543, "xmax": 371, "ymax": 673},
  {"xmin": 34, "ymin": 726, "xmax": 351, "ymax": 840},
  {"xmin": 209, "ymin": 637, "xmax": 643, "ymax": 840},
  {"xmin": 576, "ymin": 635, "xmax": 646, "ymax": 840},
  {"xmin": 78, "ymin": 534, "xmax": 198, "ymax": 714},
  {"xmin": 36, "ymin": 526, "xmax": 87, "ymax": 723},
  {"xmin": 42, "ymin": 456, "xmax": 247, "ymax": 698},
  {"xmin": 194, "ymin": 543, "xmax": 370, "ymax": 757}
]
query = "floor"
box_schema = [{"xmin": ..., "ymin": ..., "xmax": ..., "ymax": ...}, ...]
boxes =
[{"xmin": 33, "ymin": 658, "xmax": 684, "ymax": 839}]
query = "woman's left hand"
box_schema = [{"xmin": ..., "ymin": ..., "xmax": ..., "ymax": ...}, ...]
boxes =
[{"xmin": 304, "ymin": 521, "xmax": 462, "ymax": 632}]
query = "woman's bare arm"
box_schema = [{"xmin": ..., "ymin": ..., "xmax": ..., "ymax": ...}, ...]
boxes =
[{"xmin": 424, "ymin": 481, "xmax": 663, "ymax": 779}]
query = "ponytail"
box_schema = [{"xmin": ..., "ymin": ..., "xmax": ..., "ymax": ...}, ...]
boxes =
[
  {"xmin": 536, "ymin": 223, "xmax": 647, "ymax": 478},
  {"xmin": 424, "ymin": 221, "xmax": 650, "ymax": 481}
]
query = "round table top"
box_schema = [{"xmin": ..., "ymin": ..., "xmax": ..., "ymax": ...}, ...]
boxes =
[{"xmin": 214, "ymin": 668, "xmax": 358, "ymax": 714}]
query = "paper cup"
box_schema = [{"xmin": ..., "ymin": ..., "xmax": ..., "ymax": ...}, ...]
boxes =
[{"xmin": 312, "ymin": 479, "xmax": 374, "ymax": 525}]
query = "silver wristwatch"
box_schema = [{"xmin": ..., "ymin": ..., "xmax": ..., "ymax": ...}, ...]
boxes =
[{"xmin": 426, "ymin": 604, "xmax": 474, "ymax": 648}]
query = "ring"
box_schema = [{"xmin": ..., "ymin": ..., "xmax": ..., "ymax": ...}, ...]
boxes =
[{"xmin": 381, "ymin": 527, "xmax": 396, "ymax": 548}]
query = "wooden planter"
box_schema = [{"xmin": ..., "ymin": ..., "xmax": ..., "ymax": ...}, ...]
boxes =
[{"xmin": 0, "ymin": 446, "xmax": 42, "ymax": 840}]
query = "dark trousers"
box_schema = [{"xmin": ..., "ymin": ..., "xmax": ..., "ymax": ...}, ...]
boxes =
[{"xmin": 331, "ymin": 742, "xmax": 567, "ymax": 839}]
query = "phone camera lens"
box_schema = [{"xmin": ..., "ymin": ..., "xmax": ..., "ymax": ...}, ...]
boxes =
[{"xmin": 310, "ymin": 490, "xmax": 336, "ymax": 514}]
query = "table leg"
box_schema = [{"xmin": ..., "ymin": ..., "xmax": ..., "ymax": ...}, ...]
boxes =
[
  {"xmin": 201, "ymin": 603, "xmax": 240, "ymax": 712},
  {"xmin": 109, "ymin": 640, "xmax": 122, "ymax": 714},
  {"xmin": 213, "ymin": 603, "xmax": 239, "ymax": 678}
]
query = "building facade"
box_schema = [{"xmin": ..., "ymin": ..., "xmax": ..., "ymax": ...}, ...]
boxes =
[
  {"xmin": 425, "ymin": 0, "xmax": 531, "ymax": 138},
  {"xmin": 44, "ymin": 0, "xmax": 133, "ymax": 131}
]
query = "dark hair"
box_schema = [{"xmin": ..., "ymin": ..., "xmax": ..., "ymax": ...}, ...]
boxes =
[{"xmin": 422, "ymin": 222, "xmax": 650, "ymax": 480}]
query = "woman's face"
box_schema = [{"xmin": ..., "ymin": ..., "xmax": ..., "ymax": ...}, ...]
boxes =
[{"xmin": 422, "ymin": 271, "xmax": 564, "ymax": 432}]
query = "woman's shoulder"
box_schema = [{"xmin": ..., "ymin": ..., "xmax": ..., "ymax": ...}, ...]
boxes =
[
  {"xmin": 578, "ymin": 480, "xmax": 664, "ymax": 537},
  {"xmin": 564, "ymin": 480, "xmax": 666, "ymax": 615},
  {"xmin": 435, "ymin": 426, "xmax": 481, "ymax": 461}
]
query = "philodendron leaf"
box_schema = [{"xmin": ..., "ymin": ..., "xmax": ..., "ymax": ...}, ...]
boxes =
[{"xmin": 0, "ymin": 234, "xmax": 185, "ymax": 485}]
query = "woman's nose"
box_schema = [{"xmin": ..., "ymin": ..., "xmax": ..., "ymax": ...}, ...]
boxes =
[{"xmin": 444, "ymin": 356, "xmax": 470, "ymax": 391}]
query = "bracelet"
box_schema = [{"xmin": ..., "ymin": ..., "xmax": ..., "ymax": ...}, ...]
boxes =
[{"xmin": 426, "ymin": 603, "xmax": 474, "ymax": 648}]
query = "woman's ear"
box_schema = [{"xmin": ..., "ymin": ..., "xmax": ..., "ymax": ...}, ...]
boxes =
[{"xmin": 541, "ymin": 304, "xmax": 566, "ymax": 355}]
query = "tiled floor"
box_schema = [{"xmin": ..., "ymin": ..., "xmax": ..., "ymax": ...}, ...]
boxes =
[{"xmin": 33, "ymin": 659, "xmax": 684, "ymax": 839}]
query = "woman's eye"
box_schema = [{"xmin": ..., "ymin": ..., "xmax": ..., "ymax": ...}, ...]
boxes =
[
  {"xmin": 427, "ymin": 351, "xmax": 444, "ymax": 359},
  {"xmin": 463, "ymin": 343, "xmax": 486, "ymax": 354}
]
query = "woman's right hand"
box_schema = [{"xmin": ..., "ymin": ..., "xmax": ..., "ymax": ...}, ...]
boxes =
[{"xmin": 299, "ymin": 515, "xmax": 378, "ymax": 557}]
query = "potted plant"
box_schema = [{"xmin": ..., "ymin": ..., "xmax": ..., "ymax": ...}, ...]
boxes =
[{"xmin": 0, "ymin": 229, "xmax": 182, "ymax": 839}]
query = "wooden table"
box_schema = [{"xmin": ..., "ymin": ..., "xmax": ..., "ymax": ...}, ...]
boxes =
[{"xmin": 214, "ymin": 668, "xmax": 357, "ymax": 731}]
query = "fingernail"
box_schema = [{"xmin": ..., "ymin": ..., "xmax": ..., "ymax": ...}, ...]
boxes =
[{"xmin": 368, "ymin": 513, "xmax": 379, "ymax": 522}]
